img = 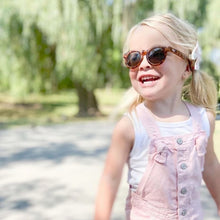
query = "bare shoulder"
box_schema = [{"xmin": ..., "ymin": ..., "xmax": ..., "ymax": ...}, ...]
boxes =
[
  {"xmin": 109, "ymin": 115, "xmax": 135, "ymax": 160},
  {"xmin": 112, "ymin": 115, "xmax": 134, "ymax": 148}
]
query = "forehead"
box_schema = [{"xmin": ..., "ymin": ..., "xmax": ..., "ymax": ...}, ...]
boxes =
[{"xmin": 128, "ymin": 25, "xmax": 172, "ymax": 51}]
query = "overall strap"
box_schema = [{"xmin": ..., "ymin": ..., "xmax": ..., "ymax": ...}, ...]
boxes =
[
  {"xmin": 135, "ymin": 101, "xmax": 204, "ymax": 137},
  {"xmin": 135, "ymin": 103, "xmax": 161, "ymax": 139},
  {"xmin": 184, "ymin": 102, "xmax": 203, "ymax": 132}
]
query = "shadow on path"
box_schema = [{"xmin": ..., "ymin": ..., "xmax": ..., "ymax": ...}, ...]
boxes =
[
  {"xmin": 0, "ymin": 120, "xmax": 219, "ymax": 220},
  {"xmin": 0, "ymin": 121, "xmax": 113, "ymax": 168}
]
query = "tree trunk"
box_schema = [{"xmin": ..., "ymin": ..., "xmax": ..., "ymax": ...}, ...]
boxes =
[{"xmin": 75, "ymin": 83, "xmax": 100, "ymax": 117}]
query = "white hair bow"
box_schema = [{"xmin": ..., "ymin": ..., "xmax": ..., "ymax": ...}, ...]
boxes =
[{"xmin": 190, "ymin": 41, "xmax": 202, "ymax": 71}]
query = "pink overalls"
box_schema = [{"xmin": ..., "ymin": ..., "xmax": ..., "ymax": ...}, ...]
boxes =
[{"xmin": 126, "ymin": 103, "xmax": 208, "ymax": 219}]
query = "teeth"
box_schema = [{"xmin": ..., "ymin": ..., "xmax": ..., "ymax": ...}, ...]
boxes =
[
  {"xmin": 142, "ymin": 76, "xmax": 155, "ymax": 81},
  {"xmin": 140, "ymin": 76, "xmax": 159, "ymax": 83}
]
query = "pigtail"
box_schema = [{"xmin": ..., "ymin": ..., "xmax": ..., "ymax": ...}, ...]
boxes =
[
  {"xmin": 110, "ymin": 87, "xmax": 142, "ymax": 118},
  {"xmin": 129, "ymin": 92, "xmax": 144, "ymax": 112},
  {"xmin": 183, "ymin": 71, "xmax": 217, "ymax": 116}
]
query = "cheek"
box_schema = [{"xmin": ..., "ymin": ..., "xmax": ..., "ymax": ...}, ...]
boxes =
[
  {"xmin": 153, "ymin": 64, "xmax": 168, "ymax": 76},
  {"xmin": 155, "ymin": 59, "xmax": 183, "ymax": 77},
  {"xmin": 129, "ymin": 70, "xmax": 137, "ymax": 80}
]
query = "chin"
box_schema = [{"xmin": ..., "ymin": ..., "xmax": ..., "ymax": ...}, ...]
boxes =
[{"xmin": 140, "ymin": 94, "xmax": 159, "ymax": 102}]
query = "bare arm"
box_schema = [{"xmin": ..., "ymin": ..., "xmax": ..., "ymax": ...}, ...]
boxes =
[
  {"xmin": 203, "ymin": 111, "xmax": 220, "ymax": 215},
  {"xmin": 94, "ymin": 116, "xmax": 134, "ymax": 220}
]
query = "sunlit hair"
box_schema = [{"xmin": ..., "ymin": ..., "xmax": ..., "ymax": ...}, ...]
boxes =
[{"xmin": 123, "ymin": 13, "xmax": 217, "ymax": 115}]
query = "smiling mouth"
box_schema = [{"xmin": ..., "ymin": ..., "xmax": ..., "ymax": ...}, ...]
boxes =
[{"xmin": 139, "ymin": 75, "xmax": 160, "ymax": 84}]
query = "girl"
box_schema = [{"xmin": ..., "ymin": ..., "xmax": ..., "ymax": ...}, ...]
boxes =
[{"xmin": 94, "ymin": 13, "xmax": 220, "ymax": 219}]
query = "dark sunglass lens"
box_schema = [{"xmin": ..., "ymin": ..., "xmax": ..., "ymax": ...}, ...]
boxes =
[
  {"xmin": 127, "ymin": 52, "xmax": 141, "ymax": 67},
  {"xmin": 148, "ymin": 48, "xmax": 166, "ymax": 65}
]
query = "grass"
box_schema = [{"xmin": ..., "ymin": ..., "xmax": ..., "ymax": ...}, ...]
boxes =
[
  {"xmin": 0, "ymin": 91, "xmax": 78, "ymax": 128},
  {"xmin": 0, "ymin": 89, "xmax": 219, "ymax": 159},
  {"xmin": 0, "ymin": 89, "xmax": 125, "ymax": 128}
]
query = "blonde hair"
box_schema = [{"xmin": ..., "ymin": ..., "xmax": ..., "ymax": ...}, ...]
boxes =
[{"xmin": 123, "ymin": 13, "xmax": 217, "ymax": 115}]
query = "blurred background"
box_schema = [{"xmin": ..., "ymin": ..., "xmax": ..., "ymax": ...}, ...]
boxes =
[
  {"xmin": 0, "ymin": 0, "xmax": 219, "ymax": 127},
  {"xmin": 0, "ymin": 0, "xmax": 219, "ymax": 220}
]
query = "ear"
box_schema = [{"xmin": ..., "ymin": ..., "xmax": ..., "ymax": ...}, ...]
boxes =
[
  {"xmin": 186, "ymin": 65, "xmax": 190, "ymax": 72},
  {"xmin": 182, "ymin": 65, "xmax": 192, "ymax": 80}
]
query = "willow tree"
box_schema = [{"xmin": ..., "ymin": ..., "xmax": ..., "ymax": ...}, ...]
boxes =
[
  {"xmin": 51, "ymin": 0, "xmax": 125, "ymax": 116},
  {"xmin": 56, "ymin": 0, "xmax": 124, "ymax": 116},
  {"xmin": 2, "ymin": 0, "xmax": 125, "ymax": 116},
  {"xmin": 0, "ymin": 6, "xmax": 56, "ymax": 96},
  {"xmin": 200, "ymin": 0, "xmax": 220, "ymax": 91},
  {"xmin": 57, "ymin": 0, "xmax": 105, "ymax": 116}
]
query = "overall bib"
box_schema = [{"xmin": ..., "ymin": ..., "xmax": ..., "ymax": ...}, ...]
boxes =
[{"xmin": 126, "ymin": 103, "xmax": 208, "ymax": 220}]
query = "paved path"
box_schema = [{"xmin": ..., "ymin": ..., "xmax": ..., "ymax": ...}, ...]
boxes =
[{"xmin": 0, "ymin": 120, "xmax": 219, "ymax": 220}]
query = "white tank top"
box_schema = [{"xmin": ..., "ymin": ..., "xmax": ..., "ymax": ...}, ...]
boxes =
[{"xmin": 125, "ymin": 105, "xmax": 210, "ymax": 189}]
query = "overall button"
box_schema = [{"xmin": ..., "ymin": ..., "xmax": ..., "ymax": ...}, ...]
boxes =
[
  {"xmin": 177, "ymin": 138, "xmax": 183, "ymax": 145},
  {"xmin": 181, "ymin": 187, "xmax": 187, "ymax": 194},
  {"xmin": 181, "ymin": 209, "xmax": 187, "ymax": 216},
  {"xmin": 180, "ymin": 163, "xmax": 187, "ymax": 170}
]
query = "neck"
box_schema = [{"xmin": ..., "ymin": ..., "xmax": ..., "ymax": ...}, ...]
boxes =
[{"xmin": 144, "ymin": 97, "xmax": 190, "ymax": 122}]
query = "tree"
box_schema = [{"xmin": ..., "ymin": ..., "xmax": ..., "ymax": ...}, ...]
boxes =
[
  {"xmin": 0, "ymin": 10, "xmax": 56, "ymax": 96},
  {"xmin": 0, "ymin": 0, "xmax": 219, "ymax": 114},
  {"xmin": 0, "ymin": 0, "xmax": 126, "ymax": 116}
]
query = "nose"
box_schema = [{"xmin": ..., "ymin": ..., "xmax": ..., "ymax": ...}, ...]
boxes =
[{"xmin": 139, "ymin": 55, "xmax": 151, "ymax": 71}]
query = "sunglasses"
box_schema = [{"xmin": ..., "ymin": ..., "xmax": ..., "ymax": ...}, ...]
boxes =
[{"xmin": 123, "ymin": 46, "xmax": 189, "ymax": 69}]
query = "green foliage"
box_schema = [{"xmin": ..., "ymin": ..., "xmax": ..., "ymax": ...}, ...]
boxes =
[
  {"xmin": 55, "ymin": 0, "xmax": 127, "ymax": 89},
  {"xmin": 201, "ymin": 59, "xmax": 219, "ymax": 91},
  {"xmin": 0, "ymin": 0, "xmax": 219, "ymax": 102},
  {"xmin": 0, "ymin": 9, "xmax": 56, "ymax": 96},
  {"xmin": 201, "ymin": 0, "xmax": 220, "ymax": 48},
  {"xmin": 199, "ymin": 0, "xmax": 220, "ymax": 90}
]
